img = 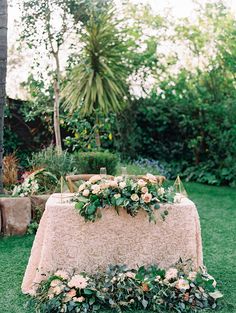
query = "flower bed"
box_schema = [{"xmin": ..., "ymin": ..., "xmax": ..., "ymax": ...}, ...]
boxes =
[
  {"xmin": 74, "ymin": 174, "xmax": 175, "ymax": 222},
  {"xmin": 28, "ymin": 263, "xmax": 223, "ymax": 313}
]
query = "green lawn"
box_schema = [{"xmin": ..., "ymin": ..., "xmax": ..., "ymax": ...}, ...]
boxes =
[{"xmin": 0, "ymin": 182, "xmax": 235, "ymax": 312}]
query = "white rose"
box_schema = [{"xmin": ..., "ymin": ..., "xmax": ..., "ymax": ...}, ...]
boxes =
[
  {"xmin": 137, "ymin": 179, "xmax": 147, "ymax": 187},
  {"xmin": 82, "ymin": 189, "xmax": 90, "ymax": 197},
  {"xmin": 91, "ymin": 184, "xmax": 101, "ymax": 194},
  {"xmin": 119, "ymin": 181, "xmax": 126, "ymax": 189},
  {"xmin": 131, "ymin": 194, "xmax": 139, "ymax": 201},
  {"xmin": 114, "ymin": 193, "xmax": 121, "ymax": 199}
]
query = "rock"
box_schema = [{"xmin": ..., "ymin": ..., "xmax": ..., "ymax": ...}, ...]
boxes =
[
  {"xmin": 30, "ymin": 195, "xmax": 50, "ymax": 222},
  {"xmin": 0, "ymin": 197, "xmax": 31, "ymax": 235}
]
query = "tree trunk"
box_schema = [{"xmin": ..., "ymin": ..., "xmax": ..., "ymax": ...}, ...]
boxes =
[
  {"xmin": 95, "ymin": 114, "xmax": 101, "ymax": 149},
  {"xmin": 53, "ymin": 52, "xmax": 62, "ymax": 154},
  {"xmin": 0, "ymin": 0, "xmax": 8, "ymax": 193}
]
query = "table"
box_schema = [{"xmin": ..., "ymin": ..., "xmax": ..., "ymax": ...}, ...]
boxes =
[{"xmin": 22, "ymin": 194, "xmax": 203, "ymax": 295}]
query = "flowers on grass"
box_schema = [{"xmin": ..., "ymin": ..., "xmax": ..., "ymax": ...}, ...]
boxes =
[
  {"xmin": 30, "ymin": 263, "xmax": 223, "ymax": 313},
  {"xmin": 73, "ymin": 174, "xmax": 175, "ymax": 222}
]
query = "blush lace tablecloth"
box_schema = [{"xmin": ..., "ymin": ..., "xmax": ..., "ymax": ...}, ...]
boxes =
[{"xmin": 22, "ymin": 194, "xmax": 203, "ymax": 295}]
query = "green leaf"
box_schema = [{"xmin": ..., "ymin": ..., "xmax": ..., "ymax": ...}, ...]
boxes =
[
  {"xmin": 116, "ymin": 197, "xmax": 125, "ymax": 206},
  {"xmin": 75, "ymin": 202, "xmax": 84, "ymax": 210},
  {"xmin": 87, "ymin": 205, "xmax": 97, "ymax": 215},
  {"xmin": 142, "ymin": 299, "xmax": 148, "ymax": 309},
  {"xmin": 84, "ymin": 288, "xmax": 94, "ymax": 295}
]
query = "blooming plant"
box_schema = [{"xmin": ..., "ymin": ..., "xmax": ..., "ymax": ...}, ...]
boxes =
[
  {"xmin": 28, "ymin": 263, "xmax": 223, "ymax": 313},
  {"xmin": 12, "ymin": 168, "xmax": 58, "ymax": 197},
  {"xmin": 73, "ymin": 174, "xmax": 175, "ymax": 222}
]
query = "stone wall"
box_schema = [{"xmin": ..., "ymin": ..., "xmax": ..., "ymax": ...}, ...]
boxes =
[{"xmin": 0, "ymin": 195, "xmax": 50, "ymax": 236}]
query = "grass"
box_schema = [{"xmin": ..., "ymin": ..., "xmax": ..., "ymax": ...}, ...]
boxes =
[{"xmin": 0, "ymin": 182, "xmax": 235, "ymax": 312}]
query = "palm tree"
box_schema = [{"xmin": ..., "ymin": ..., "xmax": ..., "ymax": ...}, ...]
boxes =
[
  {"xmin": 63, "ymin": 4, "xmax": 130, "ymax": 148},
  {"xmin": 0, "ymin": 0, "xmax": 8, "ymax": 193}
]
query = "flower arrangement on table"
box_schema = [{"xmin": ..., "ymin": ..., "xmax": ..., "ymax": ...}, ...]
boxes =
[
  {"xmin": 73, "ymin": 173, "xmax": 176, "ymax": 222},
  {"xmin": 28, "ymin": 263, "xmax": 223, "ymax": 313}
]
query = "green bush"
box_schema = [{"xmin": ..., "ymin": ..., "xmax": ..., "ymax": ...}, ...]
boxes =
[
  {"xmin": 29, "ymin": 147, "xmax": 75, "ymax": 178},
  {"xmin": 73, "ymin": 151, "xmax": 118, "ymax": 175}
]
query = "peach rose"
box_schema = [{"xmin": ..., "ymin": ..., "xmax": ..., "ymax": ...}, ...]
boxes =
[
  {"xmin": 114, "ymin": 193, "xmax": 121, "ymax": 199},
  {"xmin": 89, "ymin": 175, "xmax": 102, "ymax": 183},
  {"xmin": 141, "ymin": 186, "xmax": 148, "ymax": 194},
  {"xmin": 146, "ymin": 173, "xmax": 157, "ymax": 183},
  {"xmin": 73, "ymin": 296, "xmax": 85, "ymax": 302},
  {"xmin": 50, "ymin": 279, "xmax": 61, "ymax": 287},
  {"xmin": 141, "ymin": 193, "xmax": 152, "ymax": 203},
  {"xmin": 78, "ymin": 183, "xmax": 86, "ymax": 192}
]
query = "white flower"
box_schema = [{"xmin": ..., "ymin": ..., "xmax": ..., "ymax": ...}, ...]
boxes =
[
  {"xmin": 91, "ymin": 184, "xmax": 101, "ymax": 194},
  {"xmin": 158, "ymin": 187, "xmax": 165, "ymax": 196},
  {"xmin": 141, "ymin": 193, "xmax": 152, "ymax": 203},
  {"xmin": 114, "ymin": 193, "xmax": 121, "ymax": 199},
  {"xmin": 137, "ymin": 179, "xmax": 147, "ymax": 187},
  {"xmin": 68, "ymin": 275, "xmax": 88, "ymax": 289},
  {"xmin": 78, "ymin": 183, "xmax": 86, "ymax": 192},
  {"xmin": 141, "ymin": 186, "xmax": 148, "ymax": 194},
  {"xmin": 131, "ymin": 193, "xmax": 139, "ymax": 201},
  {"xmin": 82, "ymin": 189, "xmax": 90, "ymax": 197},
  {"xmin": 188, "ymin": 271, "xmax": 197, "ymax": 281},
  {"xmin": 155, "ymin": 275, "xmax": 161, "ymax": 282},
  {"xmin": 119, "ymin": 181, "xmax": 126, "ymax": 189},
  {"xmin": 89, "ymin": 175, "xmax": 102, "ymax": 183},
  {"xmin": 176, "ymin": 278, "xmax": 190, "ymax": 290},
  {"xmin": 165, "ymin": 268, "xmax": 178, "ymax": 281}
]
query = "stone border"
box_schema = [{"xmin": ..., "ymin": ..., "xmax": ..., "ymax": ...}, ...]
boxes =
[{"xmin": 0, "ymin": 195, "xmax": 50, "ymax": 236}]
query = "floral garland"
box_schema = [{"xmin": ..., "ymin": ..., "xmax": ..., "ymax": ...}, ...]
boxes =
[
  {"xmin": 28, "ymin": 263, "xmax": 223, "ymax": 313},
  {"xmin": 73, "ymin": 173, "xmax": 175, "ymax": 222}
]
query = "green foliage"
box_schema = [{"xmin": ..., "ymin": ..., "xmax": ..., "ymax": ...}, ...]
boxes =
[
  {"xmin": 63, "ymin": 4, "xmax": 130, "ymax": 116},
  {"xmin": 29, "ymin": 147, "xmax": 75, "ymax": 178},
  {"xmin": 28, "ymin": 263, "xmax": 222, "ymax": 313},
  {"xmin": 73, "ymin": 151, "xmax": 118, "ymax": 175}
]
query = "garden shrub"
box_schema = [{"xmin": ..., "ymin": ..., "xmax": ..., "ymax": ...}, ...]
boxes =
[
  {"xmin": 73, "ymin": 151, "xmax": 118, "ymax": 175},
  {"xmin": 29, "ymin": 147, "xmax": 75, "ymax": 178}
]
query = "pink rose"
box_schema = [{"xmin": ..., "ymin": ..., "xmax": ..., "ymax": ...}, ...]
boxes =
[{"xmin": 141, "ymin": 193, "xmax": 152, "ymax": 203}]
